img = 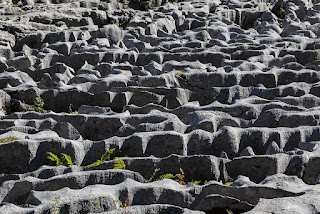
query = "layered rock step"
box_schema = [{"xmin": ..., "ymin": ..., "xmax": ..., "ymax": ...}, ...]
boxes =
[{"xmin": 1, "ymin": 0, "xmax": 320, "ymax": 212}]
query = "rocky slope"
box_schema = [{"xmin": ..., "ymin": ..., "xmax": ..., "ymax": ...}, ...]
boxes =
[{"xmin": 1, "ymin": 0, "xmax": 320, "ymax": 213}]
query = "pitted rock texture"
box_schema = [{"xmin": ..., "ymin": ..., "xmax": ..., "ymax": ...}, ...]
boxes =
[{"xmin": 0, "ymin": 0, "xmax": 320, "ymax": 213}]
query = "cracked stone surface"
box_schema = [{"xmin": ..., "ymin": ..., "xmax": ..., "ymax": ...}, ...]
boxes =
[{"xmin": 1, "ymin": 0, "xmax": 320, "ymax": 213}]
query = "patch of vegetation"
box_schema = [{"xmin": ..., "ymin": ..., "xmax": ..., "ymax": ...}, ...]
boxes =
[
  {"xmin": 123, "ymin": 0, "xmax": 130, "ymax": 9},
  {"xmin": 87, "ymin": 148, "xmax": 115, "ymax": 167},
  {"xmin": 148, "ymin": 168, "xmax": 209, "ymax": 185},
  {"xmin": 0, "ymin": 137, "xmax": 15, "ymax": 144},
  {"xmin": 147, "ymin": 168, "xmax": 160, "ymax": 182},
  {"xmin": 175, "ymin": 71, "xmax": 184, "ymax": 77},
  {"xmin": 156, "ymin": 173, "xmax": 175, "ymax": 180},
  {"xmin": 47, "ymin": 152, "xmax": 75, "ymax": 167},
  {"xmin": 226, "ymin": 209, "xmax": 234, "ymax": 214},
  {"xmin": 1, "ymin": 101, "xmax": 10, "ymax": 115},
  {"xmin": 278, "ymin": 8, "xmax": 285, "ymax": 19},
  {"xmin": 50, "ymin": 196, "xmax": 60, "ymax": 214},
  {"xmin": 224, "ymin": 181, "xmax": 233, "ymax": 186},
  {"xmin": 151, "ymin": 0, "xmax": 157, "ymax": 8},
  {"xmin": 192, "ymin": 180, "xmax": 208, "ymax": 185},
  {"xmin": 148, "ymin": 168, "xmax": 186, "ymax": 185},
  {"xmin": 113, "ymin": 191, "xmax": 136, "ymax": 210},
  {"xmin": 27, "ymin": 97, "xmax": 47, "ymax": 113},
  {"xmin": 93, "ymin": 203, "xmax": 103, "ymax": 212},
  {"xmin": 113, "ymin": 157, "xmax": 126, "ymax": 169}
]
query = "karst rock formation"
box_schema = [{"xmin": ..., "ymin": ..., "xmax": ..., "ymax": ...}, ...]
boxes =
[{"xmin": 1, "ymin": 0, "xmax": 320, "ymax": 213}]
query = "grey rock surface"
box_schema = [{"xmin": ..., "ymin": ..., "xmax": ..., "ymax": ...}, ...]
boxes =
[{"xmin": 0, "ymin": 0, "xmax": 320, "ymax": 212}]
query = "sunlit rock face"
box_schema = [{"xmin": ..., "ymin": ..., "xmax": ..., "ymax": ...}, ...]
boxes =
[{"xmin": 1, "ymin": 0, "xmax": 320, "ymax": 213}]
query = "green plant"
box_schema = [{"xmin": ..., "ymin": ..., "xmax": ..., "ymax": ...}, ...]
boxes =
[
  {"xmin": 0, "ymin": 137, "xmax": 15, "ymax": 144},
  {"xmin": 173, "ymin": 168, "xmax": 186, "ymax": 185},
  {"xmin": 112, "ymin": 191, "xmax": 136, "ymax": 212},
  {"xmin": 113, "ymin": 199, "xmax": 123, "ymax": 208},
  {"xmin": 226, "ymin": 209, "xmax": 234, "ymax": 214},
  {"xmin": 51, "ymin": 196, "xmax": 60, "ymax": 214},
  {"xmin": 87, "ymin": 148, "xmax": 115, "ymax": 167},
  {"xmin": 151, "ymin": 168, "xmax": 186, "ymax": 185},
  {"xmin": 34, "ymin": 97, "xmax": 46, "ymax": 112},
  {"xmin": 224, "ymin": 181, "xmax": 233, "ymax": 186},
  {"xmin": 47, "ymin": 152, "xmax": 75, "ymax": 167},
  {"xmin": 192, "ymin": 180, "xmax": 208, "ymax": 185},
  {"xmin": 175, "ymin": 71, "xmax": 184, "ymax": 77},
  {"xmin": 278, "ymin": 8, "xmax": 285, "ymax": 19},
  {"xmin": 123, "ymin": 0, "xmax": 130, "ymax": 8},
  {"xmin": 151, "ymin": 0, "xmax": 157, "ymax": 7},
  {"xmin": 147, "ymin": 168, "xmax": 160, "ymax": 182},
  {"xmin": 93, "ymin": 203, "xmax": 103, "ymax": 212},
  {"xmin": 192, "ymin": 180, "xmax": 202, "ymax": 185},
  {"xmin": 28, "ymin": 97, "xmax": 47, "ymax": 113},
  {"xmin": 71, "ymin": 111, "xmax": 78, "ymax": 114},
  {"xmin": 1, "ymin": 101, "xmax": 9, "ymax": 115},
  {"xmin": 156, "ymin": 173, "xmax": 175, "ymax": 180},
  {"xmin": 113, "ymin": 157, "xmax": 126, "ymax": 169}
]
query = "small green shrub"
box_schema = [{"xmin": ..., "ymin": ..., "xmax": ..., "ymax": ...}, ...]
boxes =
[
  {"xmin": 34, "ymin": 97, "xmax": 46, "ymax": 113},
  {"xmin": 0, "ymin": 137, "xmax": 15, "ymax": 144},
  {"xmin": 93, "ymin": 203, "xmax": 103, "ymax": 212},
  {"xmin": 150, "ymin": 168, "xmax": 186, "ymax": 185},
  {"xmin": 87, "ymin": 148, "xmax": 115, "ymax": 167},
  {"xmin": 113, "ymin": 157, "xmax": 126, "ymax": 169},
  {"xmin": 192, "ymin": 180, "xmax": 202, "ymax": 185},
  {"xmin": 278, "ymin": 8, "xmax": 285, "ymax": 19},
  {"xmin": 224, "ymin": 181, "xmax": 233, "ymax": 186},
  {"xmin": 47, "ymin": 152, "xmax": 74, "ymax": 167},
  {"xmin": 156, "ymin": 173, "xmax": 175, "ymax": 181},
  {"xmin": 27, "ymin": 97, "xmax": 47, "ymax": 113}
]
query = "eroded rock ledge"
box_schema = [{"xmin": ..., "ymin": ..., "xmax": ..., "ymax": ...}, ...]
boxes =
[{"xmin": 1, "ymin": 0, "xmax": 320, "ymax": 213}]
